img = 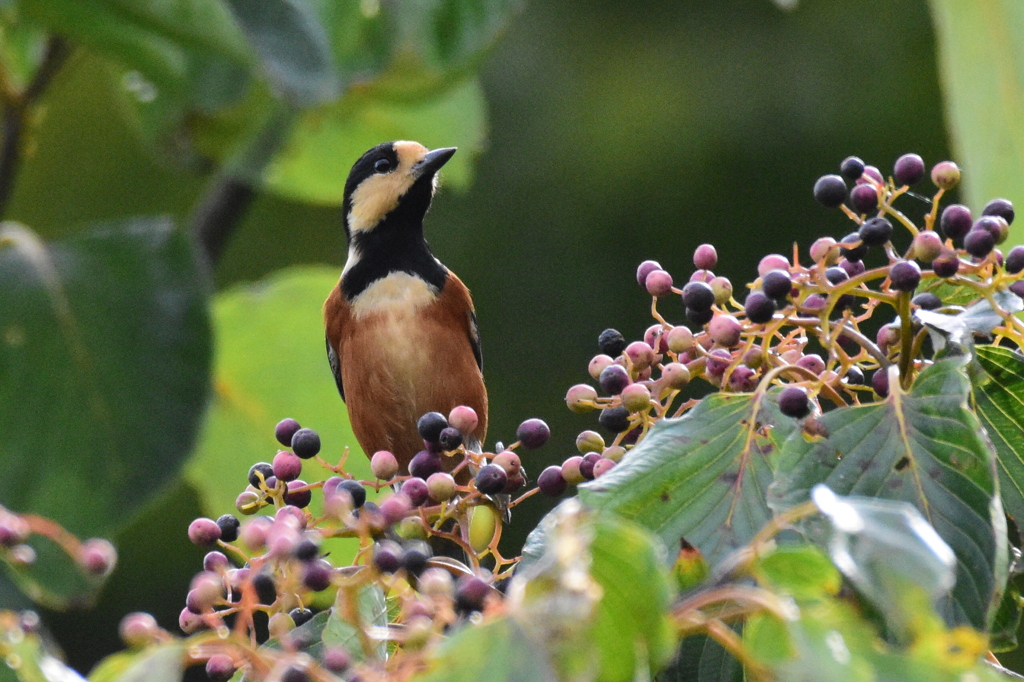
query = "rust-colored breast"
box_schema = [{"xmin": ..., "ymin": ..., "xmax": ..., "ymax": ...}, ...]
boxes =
[{"xmin": 324, "ymin": 272, "xmax": 487, "ymax": 474}]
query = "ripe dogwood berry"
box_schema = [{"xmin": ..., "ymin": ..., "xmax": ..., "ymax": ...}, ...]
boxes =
[
  {"xmin": 964, "ymin": 229, "xmax": 995, "ymax": 258},
  {"xmin": 893, "ymin": 153, "xmax": 925, "ymax": 186},
  {"xmin": 931, "ymin": 161, "xmax": 960, "ymax": 190},
  {"xmin": 475, "ymin": 465, "xmax": 507, "ymax": 494},
  {"xmin": 839, "ymin": 233, "xmax": 867, "ymax": 262},
  {"xmin": 694, "ymin": 243, "xmax": 718, "ymax": 270},
  {"xmin": 291, "ymin": 428, "xmax": 320, "ymax": 459},
  {"xmin": 813, "ymin": 174, "xmax": 847, "ymax": 208},
  {"xmin": 849, "ymin": 183, "xmax": 878, "ymax": 214},
  {"xmin": 761, "ymin": 269, "xmax": 792, "ymax": 301},
  {"xmin": 859, "ymin": 217, "xmax": 893, "ymax": 247},
  {"xmin": 744, "ymin": 292, "xmax": 775, "ymax": 324},
  {"xmin": 599, "ymin": 364, "xmax": 631, "ymax": 394},
  {"xmin": 248, "ymin": 462, "xmax": 274, "ymax": 488},
  {"xmin": 1006, "ymin": 246, "xmax": 1024, "ymax": 274},
  {"xmin": 409, "ymin": 450, "xmax": 442, "ymax": 479},
  {"xmin": 216, "ymin": 515, "xmax": 240, "ymax": 543},
  {"xmin": 932, "ymin": 250, "xmax": 961, "ymax": 278},
  {"xmin": 839, "ymin": 156, "xmax": 865, "ymax": 182},
  {"xmin": 682, "ymin": 281, "xmax": 715, "ymax": 312},
  {"xmin": 889, "ymin": 260, "xmax": 921, "ymax": 292},
  {"xmin": 940, "ymin": 204, "xmax": 972, "ymax": 240},
  {"xmin": 273, "ymin": 451, "xmax": 302, "ymax": 482},
  {"xmin": 636, "ymin": 260, "xmax": 662, "ymax": 287},
  {"xmin": 538, "ymin": 466, "xmax": 568, "ymax": 496},
  {"xmin": 417, "ymin": 412, "xmax": 448, "ymax": 443},
  {"xmin": 599, "ymin": 406, "xmax": 630, "ymax": 434},
  {"xmin": 778, "ymin": 386, "xmax": 811, "ymax": 418},
  {"xmin": 284, "ymin": 480, "xmax": 311, "ymax": 508},
  {"xmin": 275, "ymin": 418, "xmax": 301, "ymax": 447},
  {"xmin": 598, "ymin": 328, "xmax": 627, "ymax": 357},
  {"xmin": 912, "ymin": 292, "xmax": 942, "ymax": 310},
  {"xmin": 983, "ymin": 198, "xmax": 1015, "ymax": 225}
]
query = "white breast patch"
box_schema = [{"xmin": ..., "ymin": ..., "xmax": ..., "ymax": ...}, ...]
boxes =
[{"xmin": 350, "ymin": 271, "xmax": 438, "ymax": 319}]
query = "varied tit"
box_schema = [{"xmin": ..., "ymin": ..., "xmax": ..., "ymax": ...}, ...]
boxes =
[{"xmin": 324, "ymin": 141, "xmax": 488, "ymax": 476}]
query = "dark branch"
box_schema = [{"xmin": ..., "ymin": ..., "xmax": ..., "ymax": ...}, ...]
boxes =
[
  {"xmin": 0, "ymin": 36, "xmax": 69, "ymax": 219},
  {"xmin": 190, "ymin": 173, "xmax": 257, "ymax": 268}
]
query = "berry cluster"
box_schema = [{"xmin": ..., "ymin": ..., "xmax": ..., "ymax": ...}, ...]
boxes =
[
  {"xmin": 554, "ymin": 153, "xmax": 1021, "ymax": 478},
  {"xmin": 0, "ymin": 505, "xmax": 116, "ymax": 578},
  {"xmin": 158, "ymin": 411, "xmax": 553, "ymax": 681}
]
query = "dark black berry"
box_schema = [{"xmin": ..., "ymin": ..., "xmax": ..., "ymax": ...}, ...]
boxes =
[
  {"xmin": 839, "ymin": 156, "xmax": 865, "ymax": 182},
  {"xmin": 893, "ymin": 153, "xmax": 925, "ymax": 186},
  {"xmin": 598, "ymin": 328, "xmax": 627, "ymax": 357},
  {"xmin": 252, "ymin": 573, "xmax": 277, "ymax": 605},
  {"xmin": 438, "ymin": 427, "xmax": 463, "ymax": 451},
  {"xmin": 248, "ymin": 462, "xmax": 274, "ymax": 488},
  {"xmin": 216, "ymin": 514, "xmax": 240, "ymax": 543},
  {"xmin": 939, "ymin": 204, "xmax": 972, "ymax": 240},
  {"xmin": 409, "ymin": 450, "xmax": 442, "ymax": 479},
  {"xmin": 814, "ymin": 174, "xmax": 847, "ymax": 208},
  {"xmin": 1006, "ymin": 246, "xmax": 1024, "ymax": 274},
  {"xmin": 843, "ymin": 366, "xmax": 865, "ymax": 385},
  {"xmin": 599, "ymin": 406, "xmax": 631, "ymax": 434},
  {"xmin": 849, "ymin": 184, "xmax": 878, "ymax": 214},
  {"xmin": 685, "ymin": 307, "xmax": 714, "ymax": 326},
  {"xmin": 872, "ymin": 369, "xmax": 890, "ymax": 397},
  {"xmin": 289, "ymin": 607, "xmax": 314, "ymax": 627},
  {"xmin": 824, "ymin": 267, "xmax": 849, "ymax": 285},
  {"xmin": 778, "ymin": 386, "xmax": 811, "ymax": 419},
  {"xmin": 744, "ymin": 292, "xmax": 776, "ymax": 324},
  {"xmin": 475, "ymin": 464, "xmax": 507, "ymax": 495},
  {"xmin": 682, "ymin": 281, "xmax": 715, "ymax": 312},
  {"xmin": 281, "ymin": 666, "xmax": 310, "ymax": 682},
  {"xmin": 275, "ymin": 418, "xmax": 301, "ymax": 447},
  {"xmin": 983, "ymin": 198, "xmax": 1015, "ymax": 225},
  {"xmin": 599, "ymin": 363, "xmax": 631, "ymax": 395},
  {"xmin": 517, "ymin": 418, "xmax": 551, "ymax": 449},
  {"xmin": 401, "ymin": 541, "xmax": 432, "ymax": 575},
  {"xmin": 417, "ymin": 412, "xmax": 448, "ymax": 443},
  {"xmin": 839, "ymin": 232, "xmax": 868, "ymax": 262},
  {"xmin": 858, "ymin": 217, "xmax": 893, "ymax": 247},
  {"xmin": 975, "ymin": 216, "xmax": 1008, "ymax": 244},
  {"xmin": 761, "ymin": 269, "xmax": 792, "ymax": 301},
  {"xmin": 889, "ymin": 260, "xmax": 921, "ymax": 292},
  {"xmin": 295, "ymin": 538, "xmax": 320, "ymax": 562},
  {"xmin": 337, "ymin": 480, "xmax": 366, "ymax": 509},
  {"xmin": 964, "ymin": 229, "xmax": 995, "ymax": 258},
  {"xmin": 911, "ymin": 292, "xmax": 942, "ymax": 310},
  {"xmin": 303, "ymin": 560, "xmax": 333, "ymax": 591},
  {"xmin": 291, "ymin": 429, "xmax": 321, "ymax": 459}
]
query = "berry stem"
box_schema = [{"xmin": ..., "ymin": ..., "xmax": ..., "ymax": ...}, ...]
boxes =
[
  {"xmin": 896, "ymin": 291, "xmax": 914, "ymax": 389},
  {"xmin": 924, "ymin": 188, "xmax": 945, "ymax": 231}
]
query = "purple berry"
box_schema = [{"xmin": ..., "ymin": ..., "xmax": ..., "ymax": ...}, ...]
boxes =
[
  {"xmin": 273, "ymin": 451, "xmax": 302, "ymax": 482},
  {"xmin": 778, "ymin": 386, "xmax": 811, "ymax": 418},
  {"xmin": 801, "ymin": 294, "xmax": 827, "ymax": 312},
  {"xmin": 517, "ymin": 418, "xmax": 551, "ymax": 449},
  {"xmin": 693, "ymin": 244, "xmax": 718, "ymax": 270},
  {"xmin": 889, "ymin": 260, "xmax": 921, "ymax": 292},
  {"xmin": 796, "ymin": 353, "xmax": 826, "ymax": 375},
  {"xmin": 839, "ymin": 232, "xmax": 867, "ymax": 262},
  {"xmin": 844, "ymin": 366, "xmax": 865, "ymax": 385},
  {"xmin": 983, "ymin": 198, "xmax": 1015, "ymax": 225},
  {"xmin": 690, "ymin": 269, "xmax": 715, "ymax": 283},
  {"xmin": 284, "ymin": 480, "xmax": 312, "ymax": 509},
  {"xmin": 294, "ymin": 537, "xmax": 319, "ymax": 562},
  {"xmin": 964, "ymin": 229, "xmax": 996, "ymax": 258},
  {"xmin": 940, "ymin": 204, "xmax": 972, "ymax": 240},
  {"xmin": 744, "ymin": 292, "xmax": 775, "ymax": 324},
  {"xmin": 861, "ymin": 165, "xmax": 884, "ymax": 185},
  {"xmin": 379, "ymin": 494, "xmax": 412, "ymax": 526},
  {"xmin": 409, "ymin": 450, "xmax": 443, "ymax": 479},
  {"xmin": 402, "ymin": 477, "xmax": 430, "ymax": 506},
  {"xmin": 188, "ymin": 518, "xmax": 222, "ymax": 546},
  {"xmin": 438, "ymin": 427, "xmax": 463, "ymax": 451},
  {"xmin": 598, "ymin": 328, "xmax": 627, "ymax": 357},
  {"xmin": 686, "ymin": 307, "xmax": 714, "ymax": 326},
  {"xmin": 840, "ymin": 156, "xmax": 865, "ymax": 182},
  {"xmin": 1006, "ymin": 246, "xmax": 1024, "ymax": 274},
  {"xmin": 538, "ymin": 466, "xmax": 568, "ymax": 496},
  {"xmin": 598, "ymin": 406, "xmax": 630, "ymax": 434},
  {"xmin": 455, "ymin": 577, "xmax": 491, "ymax": 613},
  {"xmin": 206, "ymin": 655, "xmax": 235, "ymax": 682},
  {"xmin": 839, "ymin": 258, "xmax": 865, "ymax": 278},
  {"xmin": 290, "ymin": 429, "xmax": 320, "ymax": 459},
  {"xmin": 814, "ymin": 174, "xmax": 847, "ymax": 208},
  {"xmin": 303, "ymin": 560, "xmax": 333, "ymax": 591},
  {"xmin": 932, "ymin": 251, "xmax": 960, "ymax": 278},
  {"xmin": 215, "ymin": 515, "xmax": 240, "ymax": 543},
  {"xmin": 247, "ymin": 462, "xmax": 274, "ymax": 488},
  {"xmin": 761, "ymin": 269, "xmax": 792, "ymax": 300},
  {"xmin": 203, "ymin": 551, "xmax": 229, "ymax": 572},
  {"xmin": 636, "ymin": 260, "xmax": 662, "ymax": 287},
  {"xmin": 645, "ymin": 269, "xmax": 674, "ymax": 297},
  {"xmin": 976, "ymin": 216, "xmax": 1009, "ymax": 244},
  {"xmin": 682, "ymin": 281, "xmax": 715, "ymax": 312},
  {"xmin": 374, "ymin": 541, "xmax": 403, "ymax": 573},
  {"xmin": 912, "ymin": 292, "xmax": 942, "ymax": 310},
  {"xmin": 599, "ymin": 363, "xmax": 631, "ymax": 395},
  {"xmin": 858, "ymin": 217, "xmax": 893, "ymax": 247},
  {"xmin": 579, "ymin": 452, "xmax": 602, "ymax": 480},
  {"xmin": 323, "ymin": 648, "xmax": 351, "ymax": 674},
  {"xmin": 893, "ymin": 153, "xmax": 925, "ymax": 186},
  {"xmin": 275, "ymin": 418, "xmax": 301, "ymax": 447},
  {"xmin": 475, "ymin": 465, "xmax": 507, "ymax": 495},
  {"xmin": 704, "ymin": 348, "xmax": 732, "ymax": 378},
  {"xmin": 1010, "ymin": 281, "xmax": 1024, "ymax": 299},
  {"xmin": 708, "ymin": 314, "xmax": 742, "ymax": 347},
  {"xmin": 417, "ymin": 412, "xmax": 448, "ymax": 443},
  {"xmin": 758, "ymin": 254, "xmax": 790, "ymax": 277},
  {"xmin": 252, "ymin": 572, "xmax": 277, "ymax": 605},
  {"xmin": 872, "ymin": 369, "xmax": 890, "ymax": 398},
  {"xmin": 728, "ymin": 366, "xmax": 758, "ymax": 392},
  {"xmin": 849, "ymin": 183, "xmax": 879, "ymax": 214},
  {"xmin": 290, "ymin": 607, "xmax": 314, "ymax": 627}
]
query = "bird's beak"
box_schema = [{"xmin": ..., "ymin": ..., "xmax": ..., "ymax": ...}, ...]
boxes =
[{"xmin": 413, "ymin": 147, "xmax": 457, "ymax": 177}]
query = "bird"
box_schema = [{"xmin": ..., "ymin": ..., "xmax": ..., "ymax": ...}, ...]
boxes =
[{"xmin": 323, "ymin": 141, "xmax": 488, "ymax": 478}]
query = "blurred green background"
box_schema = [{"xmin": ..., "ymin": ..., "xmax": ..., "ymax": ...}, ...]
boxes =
[{"xmin": 2, "ymin": 0, "xmax": 1023, "ymax": 674}]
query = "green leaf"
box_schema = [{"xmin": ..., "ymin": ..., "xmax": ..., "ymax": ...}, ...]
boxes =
[
  {"xmin": 414, "ymin": 617, "xmax": 557, "ymax": 682},
  {"xmin": 88, "ymin": 644, "xmax": 183, "ymax": 682},
  {"xmin": 262, "ymin": 76, "xmax": 487, "ymax": 204},
  {"xmin": 656, "ymin": 634, "xmax": 742, "ymax": 682},
  {"xmin": 185, "ymin": 267, "xmax": 371, "ymax": 561},
  {"xmin": 16, "ymin": 0, "xmax": 252, "ymax": 89},
  {"xmin": 755, "ymin": 544, "xmax": 842, "ymax": 599},
  {"xmin": 0, "ymin": 219, "xmax": 211, "ymax": 540},
  {"xmin": 224, "ymin": 0, "xmax": 339, "ymax": 107},
  {"xmin": 320, "ymin": 584, "xmax": 388, "ymax": 661},
  {"xmin": 971, "ymin": 345, "xmax": 1024, "ymax": 524},
  {"xmin": 0, "ymin": 10, "xmax": 48, "ymax": 91},
  {"xmin": 769, "ymin": 358, "xmax": 1006, "ymax": 630},
  {"xmin": 929, "ymin": 0, "xmax": 1024, "ymax": 229},
  {"xmin": 577, "ymin": 391, "xmax": 795, "ymax": 567}
]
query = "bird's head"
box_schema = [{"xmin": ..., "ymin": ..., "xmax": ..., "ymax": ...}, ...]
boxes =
[{"xmin": 341, "ymin": 141, "xmax": 457, "ymax": 242}]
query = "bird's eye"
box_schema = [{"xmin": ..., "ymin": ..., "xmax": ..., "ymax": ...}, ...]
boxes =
[{"xmin": 374, "ymin": 158, "xmax": 392, "ymax": 173}]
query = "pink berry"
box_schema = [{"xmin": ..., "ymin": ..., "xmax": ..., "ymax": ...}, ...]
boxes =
[
  {"xmin": 589, "ymin": 354, "xmax": 615, "ymax": 380},
  {"xmin": 636, "ymin": 260, "xmax": 662, "ymax": 287},
  {"xmin": 912, "ymin": 231, "xmax": 943, "ymax": 264},
  {"xmin": 561, "ymin": 456, "xmax": 585, "ymax": 485},
  {"xmin": 689, "ymin": 269, "xmax": 715, "ymax": 283},
  {"xmin": 538, "ymin": 466, "xmax": 568, "ymax": 496},
  {"xmin": 758, "ymin": 254, "xmax": 789, "ymax": 277},
  {"xmin": 644, "ymin": 324, "xmax": 670, "ymax": 353},
  {"xmin": 188, "ymin": 518, "xmax": 222, "ymax": 546},
  {"xmin": 645, "ymin": 269, "xmax": 674, "ymax": 297},
  {"xmin": 624, "ymin": 341, "xmax": 655, "ymax": 371},
  {"xmin": 80, "ymin": 538, "xmax": 117, "ymax": 575},
  {"xmin": 272, "ymin": 451, "xmax": 302, "ymax": 482},
  {"xmin": 708, "ymin": 314, "xmax": 742, "ymax": 347},
  {"xmin": 621, "ymin": 383, "xmax": 652, "ymax": 413},
  {"xmin": 379, "ymin": 494, "xmax": 412, "ymax": 526},
  {"xmin": 809, "ymin": 237, "xmax": 839, "ymax": 265},
  {"xmin": 661, "ymin": 362, "xmax": 691, "ymax": 389},
  {"xmin": 796, "ymin": 354, "xmax": 825, "ymax": 375},
  {"xmin": 448, "ymin": 405, "xmax": 479, "ymax": 434},
  {"xmin": 693, "ymin": 243, "xmax": 718, "ymax": 270},
  {"xmin": 666, "ymin": 326, "xmax": 694, "ymax": 353},
  {"xmin": 565, "ymin": 383, "xmax": 598, "ymax": 413},
  {"xmin": 371, "ymin": 450, "xmax": 399, "ymax": 480},
  {"xmin": 592, "ymin": 458, "xmax": 616, "ymax": 478}
]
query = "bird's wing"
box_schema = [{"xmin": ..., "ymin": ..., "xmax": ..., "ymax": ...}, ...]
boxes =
[
  {"xmin": 324, "ymin": 284, "xmax": 349, "ymax": 401},
  {"xmin": 445, "ymin": 272, "xmax": 483, "ymax": 372},
  {"xmin": 468, "ymin": 308, "xmax": 483, "ymax": 372}
]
